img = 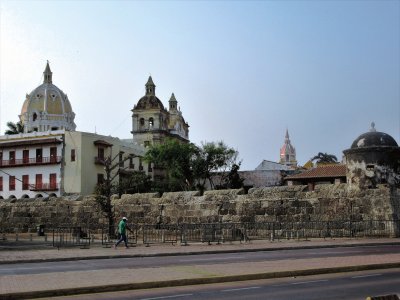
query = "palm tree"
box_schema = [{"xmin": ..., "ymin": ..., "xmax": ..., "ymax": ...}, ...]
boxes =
[
  {"xmin": 5, "ymin": 121, "xmax": 24, "ymax": 135},
  {"xmin": 311, "ymin": 152, "xmax": 338, "ymax": 165}
]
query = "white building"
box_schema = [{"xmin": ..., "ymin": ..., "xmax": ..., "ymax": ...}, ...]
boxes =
[{"xmin": 0, "ymin": 62, "xmax": 149, "ymax": 199}]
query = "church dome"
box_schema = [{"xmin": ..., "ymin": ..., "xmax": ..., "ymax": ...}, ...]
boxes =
[
  {"xmin": 133, "ymin": 76, "xmax": 165, "ymax": 110},
  {"xmin": 19, "ymin": 62, "xmax": 76, "ymax": 132},
  {"xmin": 135, "ymin": 95, "xmax": 165, "ymax": 110},
  {"xmin": 350, "ymin": 122, "xmax": 398, "ymax": 149}
]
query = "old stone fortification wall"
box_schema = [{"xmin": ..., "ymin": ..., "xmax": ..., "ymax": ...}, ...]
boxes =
[{"xmin": 0, "ymin": 184, "xmax": 399, "ymax": 231}]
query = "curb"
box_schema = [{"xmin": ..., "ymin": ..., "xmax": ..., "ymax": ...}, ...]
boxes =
[
  {"xmin": 1, "ymin": 241, "xmax": 400, "ymax": 265},
  {"xmin": 2, "ymin": 262, "xmax": 400, "ymax": 299}
]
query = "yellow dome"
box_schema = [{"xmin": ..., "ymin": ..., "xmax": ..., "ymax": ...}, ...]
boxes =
[{"xmin": 19, "ymin": 62, "xmax": 76, "ymax": 132}]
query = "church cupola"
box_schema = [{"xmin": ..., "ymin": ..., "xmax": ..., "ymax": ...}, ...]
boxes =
[
  {"xmin": 145, "ymin": 76, "xmax": 156, "ymax": 96},
  {"xmin": 169, "ymin": 93, "xmax": 178, "ymax": 111},
  {"xmin": 43, "ymin": 61, "xmax": 53, "ymax": 84},
  {"xmin": 279, "ymin": 129, "xmax": 297, "ymax": 168}
]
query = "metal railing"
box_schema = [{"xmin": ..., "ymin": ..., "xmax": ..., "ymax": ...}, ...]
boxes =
[
  {"xmin": 52, "ymin": 226, "xmax": 91, "ymax": 248},
  {"xmin": 2, "ymin": 220, "xmax": 399, "ymax": 247},
  {"xmin": 0, "ymin": 156, "xmax": 61, "ymax": 167}
]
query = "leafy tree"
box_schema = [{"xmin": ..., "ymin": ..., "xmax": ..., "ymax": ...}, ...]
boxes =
[
  {"xmin": 311, "ymin": 152, "xmax": 338, "ymax": 165},
  {"xmin": 119, "ymin": 171, "xmax": 152, "ymax": 194},
  {"xmin": 5, "ymin": 121, "xmax": 24, "ymax": 135},
  {"xmin": 193, "ymin": 141, "xmax": 241, "ymax": 192},
  {"xmin": 144, "ymin": 139, "xmax": 199, "ymax": 191}
]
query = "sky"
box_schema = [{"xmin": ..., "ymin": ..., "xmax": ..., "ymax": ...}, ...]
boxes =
[{"xmin": 0, "ymin": 0, "xmax": 399, "ymax": 170}]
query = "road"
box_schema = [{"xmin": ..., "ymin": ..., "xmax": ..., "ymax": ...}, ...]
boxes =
[
  {"xmin": 1, "ymin": 244, "xmax": 399, "ymax": 275},
  {"xmin": 39, "ymin": 268, "xmax": 400, "ymax": 300}
]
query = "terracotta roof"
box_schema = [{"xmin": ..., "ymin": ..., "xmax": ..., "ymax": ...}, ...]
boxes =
[{"xmin": 285, "ymin": 164, "xmax": 346, "ymax": 180}]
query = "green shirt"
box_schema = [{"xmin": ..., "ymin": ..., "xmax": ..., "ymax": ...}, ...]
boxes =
[{"xmin": 118, "ymin": 220, "xmax": 127, "ymax": 235}]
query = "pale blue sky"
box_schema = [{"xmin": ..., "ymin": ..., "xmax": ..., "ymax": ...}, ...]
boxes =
[{"xmin": 1, "ymin": 0, "xmax": 399, "ymax": 170}]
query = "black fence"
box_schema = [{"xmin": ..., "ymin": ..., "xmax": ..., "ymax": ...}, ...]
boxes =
[{"xmin": 1, "ymin": 220, "xmax": 399, "ymax": 248}]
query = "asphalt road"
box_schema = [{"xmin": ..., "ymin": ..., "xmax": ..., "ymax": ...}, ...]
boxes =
[
  {"xmin": 1, "ymin": 244, "xmax": 399, "ymax": 276},
  {"xmin": 38, "ymin": 268, "xmax": 400, "ymax": 300}
]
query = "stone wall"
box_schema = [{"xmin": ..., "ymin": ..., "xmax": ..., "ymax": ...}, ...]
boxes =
[{"xmin": 0, "ymin": 184, "xmax": 399, "ymax": 232}]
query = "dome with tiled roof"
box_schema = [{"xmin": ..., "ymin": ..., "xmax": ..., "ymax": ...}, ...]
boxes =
[
  {"xmin": 351, "ymin": 122, "xmax": 398, "ymax": 149},
  {"xmin": 19, "ymin": 62, "xmax": 76, "ymax": 132}
]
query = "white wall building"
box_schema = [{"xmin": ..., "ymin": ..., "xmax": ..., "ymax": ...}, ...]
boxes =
[
  {"xmin": 1, "ymin": 62, "xmax": 150, "ymax": 200},
  {"xmin": 0, "ymin": 130, "xmax": 148, "ymax": 199}
]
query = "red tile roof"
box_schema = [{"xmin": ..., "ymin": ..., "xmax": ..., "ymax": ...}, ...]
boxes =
[{"xmin": 285, "ymin": 164, "xmax": 346, "ymax": 180}]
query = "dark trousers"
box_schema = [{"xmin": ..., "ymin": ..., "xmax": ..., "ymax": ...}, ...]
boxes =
[{"xmin": 115, "ymin": 233, "xmax": 128, "ymax": 247}]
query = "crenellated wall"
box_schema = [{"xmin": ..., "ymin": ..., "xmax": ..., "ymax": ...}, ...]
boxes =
[{"xmin": 0, "ymin": 184, "xmax": 399, "ymax": 232}]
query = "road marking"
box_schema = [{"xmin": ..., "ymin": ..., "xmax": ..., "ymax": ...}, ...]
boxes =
[
  {"xmin": 307, "ymin": 251, "xmax": 363, "ymax": 255},
  {"xmin": 140, "ymin": 294, "xmax": 193, "ymax": 300},
  {"xmin": 179, "ymin": 256, "xmax": 240, "ymax": 262},
  {"xmin": 351, "ymin": 274, "xmax": 382, "ymax": 279},
  {"xmin": 290, "ymin": 280, "xmax": 328, "ymax": 285},
  {"xmin": 221, "ymin": 286, "xmax": 261, "ymax": 292}
]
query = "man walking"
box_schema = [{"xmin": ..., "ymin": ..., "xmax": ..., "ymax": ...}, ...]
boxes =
[{"xmin": 114, "ymin": 217, "xmax": 132, "ymax": 249}]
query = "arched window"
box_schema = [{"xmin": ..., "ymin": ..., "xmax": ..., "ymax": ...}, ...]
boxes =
[
  {"xmin": 149, "ymin": 118, "xmax": 154, "ymax": 128},
  {"xmin": 140, "ymin": 118, "xmax": 145, "ymax": 127},
  {"xmin": 33, "ymin": 113, "xmax": 37, "ymax": 122}
]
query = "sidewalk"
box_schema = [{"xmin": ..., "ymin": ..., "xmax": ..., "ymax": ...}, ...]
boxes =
[{"xmin": 1, "ymin": 238, "xmax": 400, "ymax": 299}]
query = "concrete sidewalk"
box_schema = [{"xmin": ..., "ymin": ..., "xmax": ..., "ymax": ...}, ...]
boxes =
[{"xmin": 1, "ymin": 238, "xmax": 400, "ymax": 299}]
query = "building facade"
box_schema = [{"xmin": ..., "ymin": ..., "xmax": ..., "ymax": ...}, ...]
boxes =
[
  {"xmin": 0, "ymin": 130, "xmax": 148, "ymax": 199},
  {"xmin": 131, "ymin": 77, "xmax": 189, "ymax": 147},
  {"xmin": 1, "ymin": 62, "xmax": 150, "ymax": 199}
]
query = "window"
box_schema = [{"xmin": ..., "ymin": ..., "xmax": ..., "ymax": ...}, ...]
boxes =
[
  {"xmin": 0, "ymin": 177, "xmax": 3, "ymax": 191},
  {"xmin": 50, "ymin": 147, "xmax": 57, "ymax": 163},
  {"xmin": 9, "ymin": 151, "xmax": 15, "ymax": 165},
  {"xmin": 36, "ymin": 149, "xmax": 42, "ymax": 163},
  {"xmin": 129, "ymin": 157, "xmax": 134, "ymax": 169},
  {"xmin": 97, "ymin": 174, "xmax": 104, "ymax": 185},
  {"xmin": 23, "ymin": 150, "xmax": 29, "ymax": 164},
  {"xmin": 33, "ymin": 113, "xmax": 37, "ymax": 121},
  {"xmin": 71, "ymin": 149, "xmax": 76, "ymax": 162},
  {"xmin": 144, "ymin": 141, "xmax": 150, "ymax": 148},
  {"xmin": 50, "ymin": 174, "xmax": 57, "ymax": 189},
  {"xmin": 22, "ymin": 175, "xmax": 29, "ymax": 190},
  {"xmin": 140, "ymin": 118, "xmax": 145, "ymax": 126},
  {"xmin": 0, "ymin": 152, "xmax": 2, "ymax": 166},
  {"xmin": 148, "ymin": 163, "xmax": 152, "ymax": 172},
  {"xmin": 51, "ymin": 127, "xmax": 58, "ymax": 131},
  {"xmin": 149, "ymin": 117, "xmax": 154, "ymax": 128},
  {"xmin": 9, "ymin": 176, "xmax": 15, "ymax": 191},
  {"xmin": 36, "ymin": 174, "xmax": 42, "ymax": 189},
  {"xmin": 98, "ymin": 148, "xmax": 105, "ymax": 160}
]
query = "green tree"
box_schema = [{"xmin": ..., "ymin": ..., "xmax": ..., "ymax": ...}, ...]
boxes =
[
  {"xmin": 119, "ymin": 170, "xmax": 152, "ymax": 194},
  {"xmin": 5, "ymin": 121, "xmax": 24, "ymax": 135},
  {"xmin": 144, "ymin": 139, "xmax": 199, "ymax": 191},
  {"xmin": 311, "ymin": 152, "xmax": 338, "ymax": 165},
  {"xmin": 193, "ymin": 141, "xmax": 241, "ymax": 192}
]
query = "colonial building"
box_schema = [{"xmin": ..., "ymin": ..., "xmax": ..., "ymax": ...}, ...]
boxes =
[
  {"xmin": 279, "ymin": 129, "xmax": 297, "ymax": 167},
  {"xmin": 131, "ymin": 77, "xmax": 189, "ymax": 147},
  {"xmin": 0, "ymin": 62, "xmax": 149, "ymax": 200}
]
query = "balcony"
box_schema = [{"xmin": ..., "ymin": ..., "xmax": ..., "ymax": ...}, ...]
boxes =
[
  {"xmin": 30, "ymin": 183, "xmax": 59, "ymax": 191},
  {"xmin": 0, "ymin": 156, "xmax": 61, "ymax": 168},
  {"xmin": 94, "ymin": 156, "xmax": 107, "ymax": 165}
]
